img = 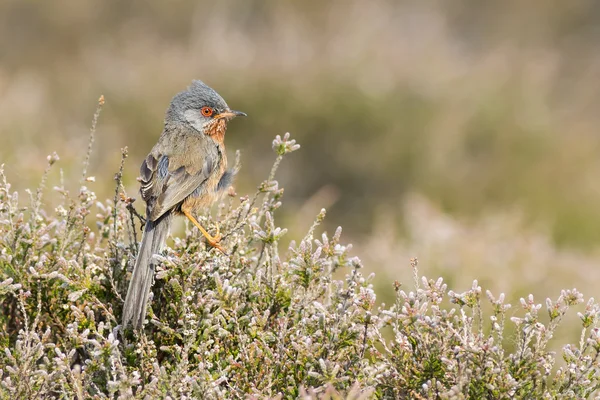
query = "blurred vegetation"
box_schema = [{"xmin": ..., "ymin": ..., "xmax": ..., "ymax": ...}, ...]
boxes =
[{"xmin": 1, "ymin": 0, "xmax": 600, "ymax": 311}]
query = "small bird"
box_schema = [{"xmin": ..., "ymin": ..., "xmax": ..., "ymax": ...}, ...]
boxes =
[{"xmin": 122, "ymin": 80, "xmax": 246, "ymax": 329}]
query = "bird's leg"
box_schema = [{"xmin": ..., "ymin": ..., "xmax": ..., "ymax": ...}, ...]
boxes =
[{"xmin": 182, "ymin": 210, "xmax": 225, "ymax": 254}]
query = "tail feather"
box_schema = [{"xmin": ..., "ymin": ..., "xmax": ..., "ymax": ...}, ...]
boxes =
[{"xmin": 122, "ymin": 213, "xmax": 172, "ymax": 329}]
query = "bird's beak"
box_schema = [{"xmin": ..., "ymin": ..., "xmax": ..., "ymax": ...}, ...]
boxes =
[{"xmin": 215, "ymin": 110, "xmax": 247, "ymax": 120}]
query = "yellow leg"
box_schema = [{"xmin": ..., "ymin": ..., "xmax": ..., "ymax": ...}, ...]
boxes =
[{"xmin": 182, "ymin": 210, "xmax": 226, "ymax": 254}]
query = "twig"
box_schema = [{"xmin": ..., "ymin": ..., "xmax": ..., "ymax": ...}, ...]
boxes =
[
  {"xmin": 81, "ymin": 95, "xmax": 105, "ymax": 183},
  {"xmin": 33, "ymin": 153, "xmax": 60, "ymax": 223},
  {"xmin": 360, "ymin": 315, "xmax": 370, "ymax": 359},
  {"xmin": 111, "ymin": 147, "xmax": 128, "ymax": 284},
  {"xmin": 126, "ymin": 201, "xmax": 143, "ymax": 252},
  {"xmin": 112, "ymin": 148, "xmax": 129, "ymax": 242}
]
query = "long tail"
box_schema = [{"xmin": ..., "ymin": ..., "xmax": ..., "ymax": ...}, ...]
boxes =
[{"xmin": 122, "ymin": 213, "xmax": 172, "ymax": 329}]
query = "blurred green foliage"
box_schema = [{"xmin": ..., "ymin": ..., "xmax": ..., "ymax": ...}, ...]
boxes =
[{"xmin": 1, "ymin": 0, "xmax": 600, "ymax": 253}]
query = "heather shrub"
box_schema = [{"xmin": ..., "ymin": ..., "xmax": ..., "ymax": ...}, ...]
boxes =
[{"xmin": 1, "ymin": 103, "xmax": 600, "ymax": 399}]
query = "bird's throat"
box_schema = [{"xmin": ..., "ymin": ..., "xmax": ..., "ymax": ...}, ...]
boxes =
[{"xmin": 206, "ymin": 118, "xmax": 227, "ymax": 143}]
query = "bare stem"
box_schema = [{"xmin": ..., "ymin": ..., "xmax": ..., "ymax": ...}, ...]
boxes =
[{"xmin": 81, "ymin": 95, "xmax": 105, "ymax": 183}]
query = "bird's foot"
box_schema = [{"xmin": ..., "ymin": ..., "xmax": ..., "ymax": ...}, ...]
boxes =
[
  {"xmin": 206, "ymin": 222, "xmax": 227, "ymax": 254},
  {"xmin": 182, "ymin": 210, "xmax": 228, "ymax": 255},
  {"xmin": 206, "ymin": 237, "xmax": 226, "ymax": 254}
]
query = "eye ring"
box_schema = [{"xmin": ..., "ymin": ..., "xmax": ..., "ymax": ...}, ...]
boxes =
[{"xmin": 200, "ymin": 106, "xmax": 214, "ymax": 117}]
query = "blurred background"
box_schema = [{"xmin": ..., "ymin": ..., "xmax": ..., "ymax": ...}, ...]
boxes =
[{"xmin": 1, "ymin": 0, "xmax": 600, "ymax": 333}]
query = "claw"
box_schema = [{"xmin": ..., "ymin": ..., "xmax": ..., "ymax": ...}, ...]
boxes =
[
  {"xmin": 208, "ymin": 239, "xmax": 227, "ymax": 255},
  {"xmin": 182, "ymin": 210, "xmax": 228, "ymax": 255}
]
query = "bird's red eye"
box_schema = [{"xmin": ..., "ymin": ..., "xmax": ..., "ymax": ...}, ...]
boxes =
[{"xmin": 201, "ymin": 106, "xmax": 214, "ymax": 117}]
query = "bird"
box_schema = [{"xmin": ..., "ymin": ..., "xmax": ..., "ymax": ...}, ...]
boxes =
[{"xmin": 122, "ymin": 80, "xmax": 246, "ymax": 329}]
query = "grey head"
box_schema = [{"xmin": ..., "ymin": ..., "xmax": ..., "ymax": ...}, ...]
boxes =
[{"xmin": 165, "ymin": 80, "xmax": 246, "ymax": 133}]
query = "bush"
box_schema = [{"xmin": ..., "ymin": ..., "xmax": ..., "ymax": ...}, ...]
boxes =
[{"xmin": 0, "ymin": 103, "xmax": 599, "ymax": 399}]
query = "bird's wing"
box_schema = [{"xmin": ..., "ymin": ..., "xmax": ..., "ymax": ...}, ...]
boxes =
[{"xmin": 139, "ymin": 137, "xmax": 219, "ymax": 221}]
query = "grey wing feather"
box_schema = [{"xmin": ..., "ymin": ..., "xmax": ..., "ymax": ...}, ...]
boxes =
[
  {"xmin": 150, "ymin": 160, "xmax": 214, "ymax": 220},
  {"xmin": 217, "ymin": 169, "xmax": 235, "ymax": 192},
  {"xmin": 139, "ymin": 142, "xmax": 219, "ymax": 222}
]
